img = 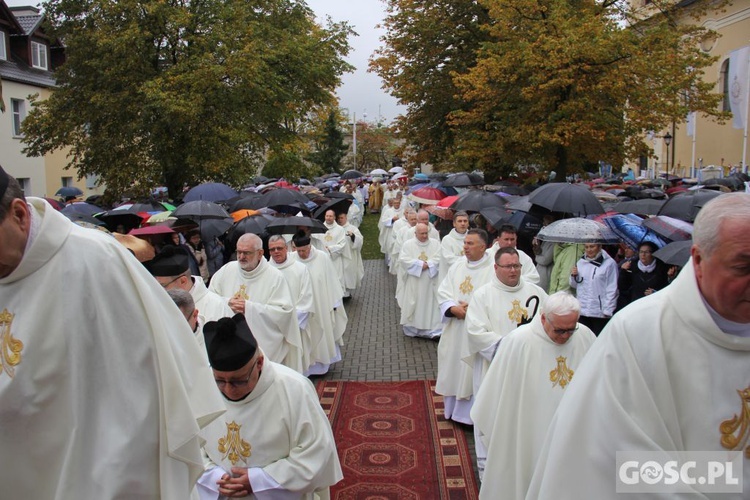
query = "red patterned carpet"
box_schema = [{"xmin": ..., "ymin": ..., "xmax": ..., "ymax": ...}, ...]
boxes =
[{"xmin": 316, "ymin": 380, "xmax": 479, "ymax": 499}]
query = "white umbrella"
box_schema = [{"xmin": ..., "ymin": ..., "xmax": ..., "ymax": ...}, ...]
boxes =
[
  {"xmin": 536, "ymin": 218, "xmax": 620, "ymax": 244},
  {"xmin": 370, "ymin": 168, "xmax": 388, "ymax": 176},
  {"xmin": 388, "ymin": 166, "xmax": 405, "ymax": 174}
]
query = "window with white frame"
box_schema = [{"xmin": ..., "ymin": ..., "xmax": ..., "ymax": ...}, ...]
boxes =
[
  {"xmin": 62, "ymin": 176, "xmax": 73, "ymax": 187},
  {"xmin": 31, "ymin": 41, "xmax": 48, "ymax": 70},
  {"xmin": 17, "ymin": 178, "xmax": 31, "ymax": 196},
  {"xmin": 11, "ymin": 99, "xmax": 26, "ymax": 137},
  {"xmin": 0, "ymin": 31, "xmax": 7, "ymax": 61}
]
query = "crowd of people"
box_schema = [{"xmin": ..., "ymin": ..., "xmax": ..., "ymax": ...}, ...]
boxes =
[{"xmin": 2, "ymin": 161, "xmax": 748, "ymax": 498}]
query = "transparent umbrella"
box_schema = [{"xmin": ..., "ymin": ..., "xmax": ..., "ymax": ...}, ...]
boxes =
[{"xmin": 536, "ymin": 218, "xmax": 619, "ymax": 244}]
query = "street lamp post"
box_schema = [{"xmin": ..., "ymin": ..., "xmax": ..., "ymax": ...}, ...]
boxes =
[{"xmin": 664, "ymin": 132, "xmax": 672, "ymax": 177}]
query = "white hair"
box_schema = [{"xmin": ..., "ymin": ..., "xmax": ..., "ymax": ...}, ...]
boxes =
[
  {"xmin": 237, "ymin": 232, "xmax": 262, "ymax": 250},
  {"xmin": 541, "ymin": 292, "xmax": 581, "ymax": 318},
  {"xmin": 693, "ymin": 192, "xmax": 750, "ymax": 257},
  {"xmin": 267, "ymin": 234, "xmax": 286, "ymax": 245}
]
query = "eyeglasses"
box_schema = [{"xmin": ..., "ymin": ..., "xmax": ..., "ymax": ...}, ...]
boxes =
[
  {"xmin": 497, "ymin": 264, "xmax": 522, "ymax": 270},
  {"xmin": 159, "ymin": 275, "xmax": 183, "ymax": 289},
  {"xmin": 546, "ymin": 318, "xmax": 579, "ymax": 336},
  {"xmin": 268, "ymin": 246, "xmax": 286, "ymax": 252},
  {"xmin": 215, "ymin": 358, "xmax": 260, "ymax": 389}
]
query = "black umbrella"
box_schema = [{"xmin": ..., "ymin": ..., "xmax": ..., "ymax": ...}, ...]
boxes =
[
  {"xmin": 125, "ymin": 199, "xmax": 172, "ymax": 212},
  {"xmin": 442, "ymin": 172, "xmax": 484, "ymax": 187},
  {"xmin": 172, "ymin": 200, "xmax": 230, "ymax": 221},
  {"xmin": 313, "ymin": 198, "xmax": 353, "ymax": 220},
  {"xmin": 612, "ymin": 199, "xmax": 665, "ymax": 216},
  {"xmin": 260, "ymin": 188, "xmax": 314, "ymax": 215},
  {"xmin": 184, "ymin": 182, "xmax": 238, "ymax": 202},
  {"xmin": 95, "ymin": 209, "xmax": 145, "ymax": 233},
  {"xmin": 228, "ymin": 192, "xmax": 265, "ymax": 212},
  {"xmin": 176, "ymin": 217, "xmax": 234, "ymax": 241},
  {"xmin": 55, "ymin": 186, "xmax": 83, "ymax": 197},
  {"xmin": 657, "ymin": 189, "xmax": 721, "ymax": 222},
  {"xmin": 63, "ymin": 212, "xmax": 107, "ymax": 226},
  {"xmin": 326, "ymin": 191, "xmax": 355, "ymax": 200},
  {"xmin": 341, "ymin": 169, "xmax": 365, "ymax": 180},
  {"xmin": 527, "ymin": 183, "xmax": 604, "ymax": 216},
  {"xmin": 61, "ymin": 202, "xmax": 103, "ymax": 217},
  {"xmin": 653, "ymin": 240, "xmax": 693, "ymax": 267},
  {"xmin": 266, "ymin": 216, "xmax": 327, "ymax": 235},
  {"xmin": 450, "ymin": 190, "xmax": 508, "ymax": 212},
  {"xmin": 479, "ymin": 206, "xmax": 514, "ymax": 230},
  {"xmin": 641, "ymin": 216, "xmax": 693, "ymax": 242}
]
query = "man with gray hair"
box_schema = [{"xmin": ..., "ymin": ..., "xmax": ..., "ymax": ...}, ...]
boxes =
[
  {"xmin": 527, "ymin": 192, "xmax": 750, "ymax": 498},
  {"xmin": 210, "ymin": 233, "xmax": 303, "ymax": 373},
  {"xmin": 0, "ymin": 166, "xmax": 225, "ymax": 499},
  {"xmin": 471, "ymin": 292, "xmax": 595, "ymax": 499}
]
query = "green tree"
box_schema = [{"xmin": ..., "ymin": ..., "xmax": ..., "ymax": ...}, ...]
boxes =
[
  {"xmin": 354, "ymin": 122, "xmax": 398, "ymax": 172},
  {"xmin": 371, "ymin": 0, "xmax": 491, "ymax": 170},
  {"xmin": 308, "ymin": 109, "xmax": 348, "ymax": 173},
  {"xmin": 21, "ymin": 0, "xmax": 353, "ymax": 197}
]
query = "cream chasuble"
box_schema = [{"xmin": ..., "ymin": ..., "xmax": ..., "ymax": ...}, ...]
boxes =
[
  {"xmin": 471, "ymin": 316, "xmax": 595, "ymax": 500},
  {"xmin": 439, "ymin": 229, "xmax": 467, "ymax": 285},
  {"xmin": 209, "ymin": 259, "xmax": 303, "ymax": 373},
  {"xmin": 199, "ymin": 361, "xmax": 343, "ymax": 499},
  {"xmin": 297, "ymin": 247, "xmax": 348, "ymax": 369},
  {"xmin": 527, "ymin": 263, "xmax": 750, "ymax": 499},
  {"xmin": 0, "ymin": 198, "xmax": 225, "ymax": 499},
  {"xmin": 464, "ymin": 276, "xmax": 548, "ymax": 389},
  {"xmin": 270, "ymin": 255, "xmax": 315, "ymax": 373},
  {"xmin": 435, "ymin": 254, "xmax": 495, "ymax": 402},
  {"xmin": 190, "ymin": 275, "xmax": 234, "ymax": 322},
  {"xmin": 313, "ymin": 222, "xmax": 350, "ymax": 291},
  {"xmin": 340, "ymin": 222, "xmax": 365, "ymax": 293},
  {"xmin": 398, "ymin": 237, "xmax": 443, "ymax": 337}
]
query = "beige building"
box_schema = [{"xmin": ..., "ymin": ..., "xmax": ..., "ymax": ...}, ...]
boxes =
[
  {"xmin": 632, "ymin": 0, "xmax": 750, "ymax": 178},
  {"xmin": 0, "ymin": 3, "xmax": 101, "ymax": 199}
]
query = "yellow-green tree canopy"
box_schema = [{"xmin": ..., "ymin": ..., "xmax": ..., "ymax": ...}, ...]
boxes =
[{"xmin": 22, "ymin": 0, "xmax": 354, "ymax": 197}]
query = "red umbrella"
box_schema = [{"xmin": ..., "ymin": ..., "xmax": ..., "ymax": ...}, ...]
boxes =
[
  {"xmin": 43, "ymin": 197, "xmax": 65, "ymax": 210},
  {"xmin": 129, "ymin": 225, "xmax": 175, "ymax": 236},
  {"xmin": 408, "ymin": 187, "xmax": 447, "ymax": 205},
  {"xmin": 436, "ymin": 195, "xmax": 459, "ymax": 208},
  {"xmin": 425, "ymin": 205, "xmax": 454, "ymax": 220}
]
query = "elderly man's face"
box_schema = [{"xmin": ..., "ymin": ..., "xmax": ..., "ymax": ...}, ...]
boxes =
[
  {"xmin": 417, "ymin": 212, "xmax": 429, "ymax": 225},
  {"xmin": 541, "ymin": 311, "xmax": 580, "ymax": 345},
  {"xmin": 454, "ymin": 216, "xmax": 469, "ymax": 234},
  {"xmin": 463, "ymin": 234, "xmax": 487, "ymax": 262},
  {"xmin": 406, "ymin": 213, "xmax": 417, "ymax": 226},
  {"xmin": 693, "ymin": 220, "xmax": 750, "ymax": 323},
  {"xmin": 324, "ymin": 210, "xmax": 336, "ymax": 225},
  {"xmin": 0, "ymin": 199, "xmax": 31, "ymax": 279},
  {"xmin": 236, "ymin": 240, "xmax": 263, "ymax": 272},
  {"xmin": 296, "ymin": 244, "xmax": 312, "ymax": 260},
  {"xmin": 213, "ymin": 354, "xmax": 264, "ymax": 401},
  {"xmin": 494, "ymin": 253, "xmax": 521, "ymax": 287},
  {"xmin": 268, "ymin": 239, "xmax": 288, "ymax": 264},
  {"xmin": 415, "ymin": 225, "xmax": 429, "ymax": 242}
]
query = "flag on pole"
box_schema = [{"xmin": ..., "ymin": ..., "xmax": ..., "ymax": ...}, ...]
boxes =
[{"xmin": 728, "ymin": 46, "xmax": 750, "ymax": 130}]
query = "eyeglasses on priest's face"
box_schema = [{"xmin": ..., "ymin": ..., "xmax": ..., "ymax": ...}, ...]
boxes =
[
  {"xmin": 214, "ymin": 357, "xmax": 260, "ymax": 389},
  {"xmin": 546, "ymin": 318, "xmax": 579, "ymax": 336},
  {"xmin": 158, "ymin": 275, "xmax": 182, "ymax": 289},
  {"xmin": 496, "ymin": 264, "xmax": 522, "ymax": 270}
]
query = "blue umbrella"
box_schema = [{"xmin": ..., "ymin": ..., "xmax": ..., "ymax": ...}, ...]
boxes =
[
  {"xmin": 602, "ymin": 213, "xmax": 666, "ymax": 250},
  {"xmin": 184, "ymin": 182, "xmax": 238, "ymax": 202}
]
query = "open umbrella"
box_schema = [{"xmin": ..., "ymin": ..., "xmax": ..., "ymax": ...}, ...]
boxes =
[
  {"xmin": 266, "ymin": 216, "xmax": 327, "ymax": 235},
  {"xmin": 61, "ymin": 202, "xmax": 104, "ymax": 217},
  {"xmin": 260, "ymin": 188, "xmax": 315, "ymax": 214},
  {"xmin": 370, "ymin": 168, "xmax": 389, "ymax": 176},
  {"xmin": 196, "ymin": 217, "xmax": 234, "ymax": 241},
  {"xmin": 63, "ymin": 212, "xmax": 107, "ymax": 226},
  {"xmin": 129, "ymin": 225, "xmax": 175, "ymax": 236},
  {"xmin": 657, "ymin": 189, "xmax": 721, "ymax": 222},
  {"xmin": 408, "ymin": 187, "xmax": 447, "ymax": 205},
  {"xmin": 313, "ymin": 198, "xmax": 353, "ymax": 220},
  {"xmin": 528, "ymin": 183, "xmax": 604, "ymax": 216},
  {"xmin": 389, "ymin": 166, "xmax": 405, "ymax": 174},
  {"xmin": 442, "ymin": 172, "xmax": 484, "ymax": 187},
  {"xmin": 425, "ymin": 205, "xmax": 454, "ymax": 220},
  {"xmin": 450, "ymin": 189, "xmax": 507, "ymax": 212},
  {"xmin": 326, "ymin": 191, "xmax": 355, "ymax": 200},
  {"xmin": 641, "ymin": 216, "xmax": 693, "ymax": 242},
  {"xmin": 612, "ymin": 199, "xmax": 665, "ymax": 216},
  {"xmin": 536, "ymin": 218, "xmax": 619, "ymax": 244},
  {"xmin": 172, "ymin": 200, "xmax": 230, "ymax": 221},
  {"xmin": 43, "ymin": 197, "xmax": 65, "ymax": 210},
  {"xmin": 341, "ymin": 170, "xmax": 365, "ymax": 180},
  {"xmin": 95, "ymin": 209, "xmax": 148, "ymax": 233},
  {"xmin": 55, "ymin": 186, "xmax": 83, "ymax": 198},
  {"xmin": 653, "ymin": 240, "xmax": 693, "ymax": 267},
  {"xmin": 479, "ymin": 206, "xmax": 514, "ymax": 230},
  {"xmin": 601, "ymin": 213, "xmax": 666, "ymax": 250},
  {"xmin": 183, "ymin": 182, "xmax": 238, "ymax": 202}
]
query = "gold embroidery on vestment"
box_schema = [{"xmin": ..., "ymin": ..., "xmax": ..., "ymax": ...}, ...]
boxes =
[
  {"xmin": 549, "ymin": 356, "xmax": 574, "ymax": 389},
  {"xmin": 418, "ymin": 252, "xmax": 428, "ymax": 262},
  {"xmin": 507, "ymin": 300, "xmax": 528, "ymax": 324},
  {"xmin": 459, "ymin": 276, "xmax": 473, "ymax": 295},
  {"xmin": 720, "ymin": 386, "xmax": 750, "ymax": 459},
  {"xmin": 325, "ymin": 233, "xmax": 333, "ymax": 242},
  {"xmin": 218, "ymin": 421, "xmax": 252, "ymax": 465},
  {"xmin": 0, "ymin": 309, "xmax": 23, "ymax": 379},
  {"xmin": 233, "ymin": 285, "xmax": 249, "ymax": 301}
]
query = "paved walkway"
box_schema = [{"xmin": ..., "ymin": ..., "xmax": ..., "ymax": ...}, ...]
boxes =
[{"xmin": 312, "ymin": 257, "xmax": 480, "ymax": 485}]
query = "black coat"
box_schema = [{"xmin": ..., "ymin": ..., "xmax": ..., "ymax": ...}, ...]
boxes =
[{"xmin": 617, "ymin": 257, "xmax": 671, "ymax": 309}]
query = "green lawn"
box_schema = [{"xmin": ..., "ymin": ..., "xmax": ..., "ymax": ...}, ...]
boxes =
[{"xmin": 359, "ymin": 211, "xmax": 383, "ymax": 260}]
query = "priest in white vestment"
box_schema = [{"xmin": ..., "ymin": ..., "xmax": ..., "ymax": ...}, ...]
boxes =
[
  {"xmin": 398, "ymin": 223, "xmax": 443, "ymax": 338},
  {"xmin": 146, "ymin": 245, "xmax": 233, "ymax": 323},
  {"xmin": 210, "ymin": 233, "xmax": 303, "ymax": 373},
  {"xmin": 472, "ymin": 292, "xmax": 595, "ymax": 499},
  {"xmin": 294, "ymin": 233, "xmax": 348, "ymax": 375},
  {"xmin": 487, "ymin": 224, "xmax": 540, "ymax": 285},
  {"xmin": 527, "ymin": 193, "xmax": 750, "ymax": 499},
  {"xmin": 196, "ymin": 315, "xmax": 342, "ymax": 499},
  {"xmin": 439, "ymin": 211, "xmax": 469, "ymax": 285},
  {"xmin": 337, "ymin": 212, "xmax": 365, "ymax": 296},
  {"xmin": 389, "ymin": 208, "xmax": 415, "ymax": 275},
  {"xmin": 0, "ymin": 179, "xmax": 225, "ymax": 500},
  {"xmin": 268, "ymin": 235, "xmax": 315, "ymax": 373},
  {"xmin": 313, "ymin": 209, "xmax": 350, "ymax": 295},
  {"xmin": 378, "ymin": 194, "xmax": 404, "ymax": 261},
  {"xmin": 435, "ymin": 229, "xmax": 495, "ymax": 424}
]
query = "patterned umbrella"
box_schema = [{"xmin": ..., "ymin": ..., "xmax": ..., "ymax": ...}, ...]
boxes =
[
  {"xmin": 408, "ymin": 187, "xmax": 447, "ymax": 205},
  {"xmin": 601, "ymin": 213, "xmax": 665, "ymax": 250},
  {"xmin": 536, "ymin": 218, "xmax": 619, "ymax": 244}
]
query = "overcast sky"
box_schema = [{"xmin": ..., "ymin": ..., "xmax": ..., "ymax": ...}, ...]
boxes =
[{"xmin": 7, "ymin": 0, "xmax": 405, "ymax": 125}]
